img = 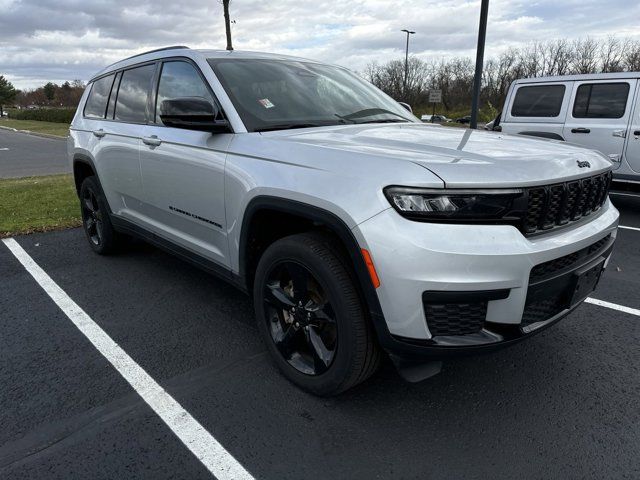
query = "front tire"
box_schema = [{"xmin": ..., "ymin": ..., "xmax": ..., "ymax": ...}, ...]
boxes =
[
  {"xmin": 79, "ymin": 176, "xmax": 121, "ymax": 254},
  {"xmin": 254, "ymin": 232, "xmax": 381, "ymax": 396}
]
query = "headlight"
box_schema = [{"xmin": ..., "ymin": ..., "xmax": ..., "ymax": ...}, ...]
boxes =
[{"xmin": 384, "ymin": 186, "xmax": 526, "ymax": 222}]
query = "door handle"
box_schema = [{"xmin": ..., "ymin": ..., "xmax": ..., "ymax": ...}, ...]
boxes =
[
  {"xmin": 571, "ymin": 128, "xmax": 591, "ymax": 134},
  {"xmin": 612, "ymin": 129, "xmax": 626, "ymax": 138},
  {"xmin": 92, "ymin": 129, "xmax": 106, "ymax": 138},
  {"xmin": 142, "ymin": 135, "xmax": 162, "ymax": 147}
]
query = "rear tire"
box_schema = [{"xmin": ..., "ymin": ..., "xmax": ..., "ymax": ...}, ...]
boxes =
[
  {"xmin": 254, "ymin": 232, "xmax": 381, "ymax": 396},
  {"xmin": 79, "ymin": 176, "xmax": 122, "ymax": 255}
]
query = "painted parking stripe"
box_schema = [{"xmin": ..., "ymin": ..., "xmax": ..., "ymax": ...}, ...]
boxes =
[
  {"xmin": 586, "ymin": 297, "xmax": 640, "ymax": 317},
  {"xmin": 1, "ymin": 238, "xmax": 254, "ymax": 480},
  {"xmin": 619, "ymin": 225, "xmax": 640, "ymax": 232},
  {"xmin": 610, "ymin": 191, "xmax": 640, "ymax": 198}
]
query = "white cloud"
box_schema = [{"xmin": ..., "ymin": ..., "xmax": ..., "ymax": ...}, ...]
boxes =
[{"xmin": 1, "ymin": 0, "xmax": 639, "ymax": 89}]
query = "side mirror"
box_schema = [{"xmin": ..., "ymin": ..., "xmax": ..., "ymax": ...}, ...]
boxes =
[
  {"xmin": 398, "ymin": 102, "xmax": 413, "ymax": 114},
  {"xmin": 492, "ymin": 112, "xmax": 502, "ymax": 131},
  {"xmin": 159, "ymin": 97, "xmax": 230, "ymax": 133}
]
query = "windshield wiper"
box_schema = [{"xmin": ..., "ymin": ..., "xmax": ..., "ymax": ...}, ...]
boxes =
[
  {"xmin": 255, "ymin": 122, "xmax": 333, "ymax": 132},
  {"xmin": 355, "ymin": 119, "xmax": 409, "ymax": 124},
  {"xmin": 336, "ymin": 108, "xmax": 412, "ymax": 123}
]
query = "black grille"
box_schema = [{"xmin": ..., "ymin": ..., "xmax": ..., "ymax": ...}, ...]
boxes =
[
  {"xmin": 522, "ymin": 172, "xmax": 611, "ymax": 236},
  {"xmin": 425, "ymin": 303, "xmax": 486, "ymax": 336},
  {"xmin": 522, "ymin": 234, "xmax": 612, "ymax": 326},
  {"xmin": 530, "ymin": 234, "xmax": 611, "ymax": 282},
  {"xmin": 522, "ymin": 296, "xmax": 565, "ymax": 325}
]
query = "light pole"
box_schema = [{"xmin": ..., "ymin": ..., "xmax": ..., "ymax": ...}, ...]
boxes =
[
  {"xmin": 470, "ymin": 0, "xmax": 489, "ymax": 129},
  {"xmin": 223, "ymin": 0, "xmax": 233, "ymax": 51},
  {"xmin": 401, "ymin": 29, "xmax": 415, "ymax": 97}
]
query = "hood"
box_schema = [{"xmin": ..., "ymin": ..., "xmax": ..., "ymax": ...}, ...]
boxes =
[{"xmin": 263, "ymin": 123, "xmax": 612, "ymax": 188}]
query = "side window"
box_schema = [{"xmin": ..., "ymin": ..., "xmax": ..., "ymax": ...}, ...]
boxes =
[
  {"xmin": 114, "ymin": 64, "xmax": 155, "ymax": 123},
  {"xmin": 84, "ymin": 74, "xmax": 115, "ymax": 119},
  {"xmin": 511, "ymin": 85, "xmax": 566, "ymax": 117},
  {"xmin": 156, "ymin": 61, "xmax": 214, "ymax": 123},
  {"xmin": 573, "ymin": 83, "xmax": 630, "ymax": 119},
  {"xmin": 106, "ymin": 72, "xmax": 122, "ymax": 120}
]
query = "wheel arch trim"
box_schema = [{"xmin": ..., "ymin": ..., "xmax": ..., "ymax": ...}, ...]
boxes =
[{"xmin": 238, "ymin": 196, "xmax": 387, "ymax": 324}]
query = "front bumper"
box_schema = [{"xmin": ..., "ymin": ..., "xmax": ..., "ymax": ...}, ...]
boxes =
[{"xmin": 353, "ymin": 199, "xmax": 619, "ymax": 359}]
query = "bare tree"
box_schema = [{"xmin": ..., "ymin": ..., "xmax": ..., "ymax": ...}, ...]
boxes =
[
  {"xmin": 363, "ymin": 35, "xmax": 640, "ymax": 117},
  {"xmin": 364, "ymin": 57, "xmax": 431, "ymax": 105},
  {"xmin": 571, "ymin": 37, "xmax": 599, "ymax": 74},
  {"xmin": 623, "ymin": 40, "xmax": 640, "ymax": 71},
  {"xmin": 600, "ymin": 36, "xmax": 626, "ymax": 73},
  {"xmin": 545, "ymin": 39, "xmax": 573, "ymax": 76}
]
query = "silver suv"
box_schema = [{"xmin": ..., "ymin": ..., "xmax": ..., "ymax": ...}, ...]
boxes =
[{"xmin": 69, "ymin": 46, "xmax": 619, "ymax": 395}]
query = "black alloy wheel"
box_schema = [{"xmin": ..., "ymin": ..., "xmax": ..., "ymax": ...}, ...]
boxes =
[
  {"xmin": 254, "ymin": 232, "xmax": 381, "ymax": 396},
  {"xmin": 263, "ymin": 260, "xmax": 338, "ymax": 375},
  {"xmin": 79, "ymin": 176, "xmax": 121, "ymax": 254},
  {"xmin": 82, "ymin": 187, "xmax": 104, "ymax": 247}
]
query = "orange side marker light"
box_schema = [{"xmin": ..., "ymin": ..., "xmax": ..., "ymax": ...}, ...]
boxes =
[{"xmin": 361, "ymin": 248, "xmax": 381, "ymax": 289}]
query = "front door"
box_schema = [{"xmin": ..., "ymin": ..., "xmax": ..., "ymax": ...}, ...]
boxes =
[
  {"xmin": 138, "ymin": 60, "xmax": 232, "ymax": 267},
  {"xmin": 563, "ymin": 79, "xmax": 636, "ymax": 167}
]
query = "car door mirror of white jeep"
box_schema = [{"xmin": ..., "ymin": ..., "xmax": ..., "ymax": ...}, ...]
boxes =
[{"xmin": 159, "ymin": 97, "xmax": 230, "ymax": 133}]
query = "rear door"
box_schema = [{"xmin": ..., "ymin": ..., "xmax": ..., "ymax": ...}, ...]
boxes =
[
  {"xmin": 138, "ymin": 59, "xmax": 232, "ymax": 266},
  {"xmin": 624, "ymin": 82, "xmax": 640, "ymax": 174},
  {"xmin": 563, "ymin": 79, "xmax": 636, "ymax": 165},
  {"xmin": 95, "ymin": 63, "xmax": 156, "ymax": 219}
]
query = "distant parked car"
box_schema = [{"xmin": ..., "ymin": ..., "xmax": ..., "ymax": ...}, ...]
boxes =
[
  {"xmin": 500, "ymin": 72, "xmax": 640, "ymax": 184},
  {"xmin": 420, "ymin": 114, "xmax": 432, "ymax": 122},
  {"xmin": 455, "ymin": 115, "xmax": 471, "ymax": 124},
  {"xmin": 430, "ymin": 114, "xmax": 450, "ymax": 123}
]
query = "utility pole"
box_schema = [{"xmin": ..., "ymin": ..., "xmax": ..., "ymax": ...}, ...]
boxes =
[
  {"xmin": 470, "ymin": 0, "xmax": 489, "ymax": 129},
  {"xmin": 401, "ymin": 29, "xmax": 415, "ymax": 98},
  {"xmin": 223, "ymin": 0, "xmax": 233, "ymax": 51}
]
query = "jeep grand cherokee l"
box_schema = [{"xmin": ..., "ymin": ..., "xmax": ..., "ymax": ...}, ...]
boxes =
[{"xmin": 69, "ymin": 46, "xmax": 619, "ymax": 395}]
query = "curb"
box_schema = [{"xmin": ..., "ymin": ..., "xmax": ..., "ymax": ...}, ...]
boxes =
[{"xmin": 0, "ymin": 125, "xmax": 67, "ymax": 140}]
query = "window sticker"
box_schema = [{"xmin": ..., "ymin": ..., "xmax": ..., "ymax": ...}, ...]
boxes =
[{"xmin": 258, "ymin": 98, "xmax": 275, "ymax": 109}]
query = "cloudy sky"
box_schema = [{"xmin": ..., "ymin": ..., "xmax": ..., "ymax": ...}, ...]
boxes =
[{"xmin": 2, "ymin": 0, "xmax": 639, "ymax": 89}]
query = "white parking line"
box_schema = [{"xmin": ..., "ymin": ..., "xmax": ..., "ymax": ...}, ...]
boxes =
[
  {"xmin": 619, "ymin": 225, "xmax": 640, "ymax": 232},
  {"xmin": 2, "ymin": 238, "xmax": 254, "ymax": 480},
  {"xmin": 610, "ymin": 191, "xmax": 640, "ymax": 198},
  {"xmin": 586, "ymin": 297, "xmax": 640, "ymax": 317}
]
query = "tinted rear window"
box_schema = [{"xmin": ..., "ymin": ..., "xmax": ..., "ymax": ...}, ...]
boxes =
[
  {"xmin": 84, "ymin": 74, "xmax": 115, "ymax": 118},
  {"xmin": 114, "ymin": 64, "xmax": 155, "ymax": 123},
  {"xmin": 573, "ymin": 82, "xmax": 630, "ymax": 119},
  {"xmin": 511, "ymin": 85, "xmax": 566, "ymax": 117}
]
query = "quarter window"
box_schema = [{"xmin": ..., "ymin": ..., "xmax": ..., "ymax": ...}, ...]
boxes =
[
  {"xmin": 573, "ymin": 83, "xmax": 630, "ymax": 119},
  {"xmin": 84, "ymin": 74, "xmax": 115, "ymax": 118},
  {"xmin": 511, "ymin": 85, "xmax": 566, "ymax": 117},
  {"xmin": 114, "ymin": 64, "xmax": 155, "ymax": 123},
  {"xmin": 156, "ymin": 61, "xmax": 214, "ymax": 123},
  {"xmin": 106, "ymin": 72, "xmax": 122, "ymax": 120}
]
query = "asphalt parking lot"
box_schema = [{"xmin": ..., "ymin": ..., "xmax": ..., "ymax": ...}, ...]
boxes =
[
  {"xmin": 0, "ymin": 191, "xmax": 638, "ymax": 480},
  {"xmin": 0, "ymin": 129, "xmax": 69, "ymax": 178}
]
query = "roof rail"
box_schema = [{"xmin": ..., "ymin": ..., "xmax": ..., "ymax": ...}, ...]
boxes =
[
  {"xmin": 92, "ymin": 46, "xmax": 190, "ymax": 80},
  {"xmin": 119, "ymin": 45, "xmax": 190, "ymax": 63}
]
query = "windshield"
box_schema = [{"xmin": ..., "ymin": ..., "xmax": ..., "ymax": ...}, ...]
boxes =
[{"xmin": 208, "ymin": 58, "xmax": 418, "ymax": 132}]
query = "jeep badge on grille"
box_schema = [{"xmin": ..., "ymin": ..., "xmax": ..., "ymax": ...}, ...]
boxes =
[{"xmin": 577, "ymin": 160, "xmax": 591, "ymax": 168}]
